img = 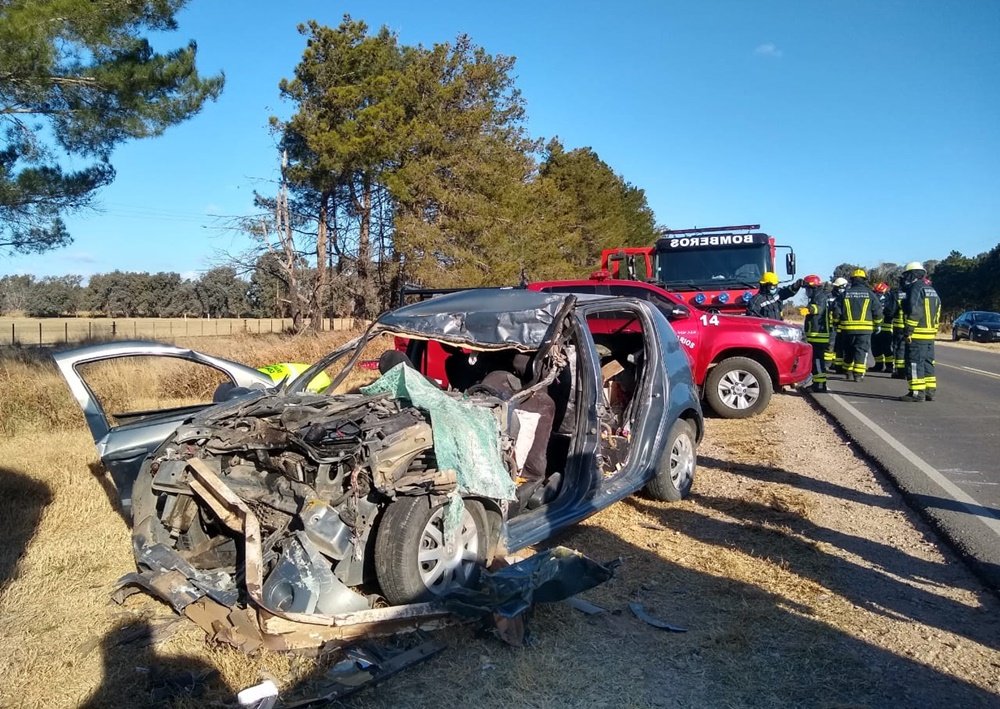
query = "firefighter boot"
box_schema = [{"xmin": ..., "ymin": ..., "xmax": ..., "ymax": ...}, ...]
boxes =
[
  {"xmin": 925, "ymin": 388, "xmax": 936, "ymax": 401},
  {"xmin": 810, "ymin": 382, "xmax": 828, "ymax": 393},
  {"xmin": 899, "ymin": 391, "xmax": 926, "ymax": 403}
]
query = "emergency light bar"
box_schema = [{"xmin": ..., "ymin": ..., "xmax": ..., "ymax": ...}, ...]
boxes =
[{"xmin": 658, "ymin": 224, "xmax": 761, "ymax": 236}]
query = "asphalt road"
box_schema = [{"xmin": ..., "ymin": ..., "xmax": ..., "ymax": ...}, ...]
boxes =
[{"xmin": 808, "ymin": 342, "xmax": 1000, "ymax": 592}]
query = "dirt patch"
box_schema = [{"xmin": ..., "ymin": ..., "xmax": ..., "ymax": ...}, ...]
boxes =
[{"xmin": 1, "ymin": 387, "xmax": 998, "ymax": 707}]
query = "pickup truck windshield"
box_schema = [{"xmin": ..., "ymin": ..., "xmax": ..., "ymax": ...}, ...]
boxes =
[{"xmin": 655, "ymin": 243, "xmax": 769, "ymax": 287}]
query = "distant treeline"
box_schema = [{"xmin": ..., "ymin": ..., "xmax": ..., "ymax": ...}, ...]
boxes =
[
  {"xmin": 7, "ymin": 243, "xmax": 998, "ymax": 320},
  {"xmin": 0, "ymin": 268, "xmax": 265, "ymax": 318},
  {"xmin": 833, "ymin": 242, "xmax": 1000, "ymax": 318}
]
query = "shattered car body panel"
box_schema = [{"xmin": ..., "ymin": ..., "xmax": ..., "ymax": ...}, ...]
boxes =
[
  {"xmin": 53, "ymin": 341, "xmax": 275, "ymax": 514},
  {"xmin": 56, "ymin": 289, "xmax": 703, "ymax": 650}
]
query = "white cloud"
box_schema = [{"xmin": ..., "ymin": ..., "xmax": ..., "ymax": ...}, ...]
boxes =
[{"xmin": 754, "ymin": 43, "xmax": 783, "ymax": 59}]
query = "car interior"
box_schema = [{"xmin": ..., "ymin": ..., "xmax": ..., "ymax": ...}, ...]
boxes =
[{"xmin": 397, "ymin": 305, "xmax": 649, "ymax": 513}]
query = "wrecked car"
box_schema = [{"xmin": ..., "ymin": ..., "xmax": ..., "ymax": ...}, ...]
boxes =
[{"xmin": 55, "ymin": 289, "xmax": 703, "ymax": 649}]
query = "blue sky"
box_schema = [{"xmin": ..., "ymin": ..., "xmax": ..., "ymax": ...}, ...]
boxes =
[{"xmin": 5, "ymin": 0, "xmax": 999, "ymax": 285}]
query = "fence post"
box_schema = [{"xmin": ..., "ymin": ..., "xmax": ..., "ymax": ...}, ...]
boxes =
[
  {"xmin": 65, "ymin": 322, "xmax": 68, "ymax": 343},
  {"xmin": 11, "ymin": 322, "xmax": 15, "ymax": 345},
  {"xmin": 112, "ymin": 320, "xmax": 116, "ymax": 337},
  {"xmin": 39, "ymin": 322, "xmax": 42, "ymax": 345},
  {"xmin": 89, "ymin": 321, "xmax": 92, "ymax": 339},
  {"xmin": 134, "ymin": 321, "xmax": 137, "ymax": 338}
]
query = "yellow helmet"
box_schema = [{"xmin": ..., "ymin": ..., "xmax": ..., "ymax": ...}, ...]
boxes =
[
  {"xmin": 851, "ymin": 268, "xmax": 866, "ymax": 279},
  {"xmin": 759, "ymin": 271, "xmax": 779, "ymax": 286}
]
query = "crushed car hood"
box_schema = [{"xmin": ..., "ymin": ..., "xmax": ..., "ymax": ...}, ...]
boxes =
[{"xmin": 375, "ymin": 289, "xmax": 569, "ymax": 351}]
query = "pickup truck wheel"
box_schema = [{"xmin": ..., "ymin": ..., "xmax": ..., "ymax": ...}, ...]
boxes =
[
  {"xmin": 705, "ymin": 356, "xmax": 772, "ymax": 418},
  {"xmin": 375, "ymin": 496, "xmax": 488, "ymax": 605},
  {"xmin": 645, "ymin": 419, "xmax": 697, "ymax": 501}
]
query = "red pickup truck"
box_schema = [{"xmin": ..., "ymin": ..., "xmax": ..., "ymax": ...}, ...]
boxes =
[{"xmin": 528, "ymin": 277, "xmax": 812, "ymax": 418}]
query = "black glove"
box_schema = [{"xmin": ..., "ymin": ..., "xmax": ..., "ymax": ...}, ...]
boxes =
[{"xmin": 794, "ymin": 278, "xmax": 804, "ymax": 289}]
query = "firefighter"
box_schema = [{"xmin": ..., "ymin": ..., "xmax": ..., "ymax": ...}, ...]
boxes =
[
  {"xmin": 890, "ymin": 275, "xmax": 907, "ymax": 378},
  {"xmin": 837, "ymin": 269, "xmax": 883, "ymax": 382},
  {"xmin": 746, "ymin": 272, "xmax": 803, "ymax": 320},
  {"xmin": 899, "ymin": 262, "xmax": 942, "ymax": 402},
  {"xmin": 870, "ymin": 282, "xmax": 894, "ymax": 372},
  {"xmin": 828, "ymin": 277, "xmax": 849, "ymax": 372},
  {"xmin": 800, "ymin": 274, "xmax": 839, "ymax": 392}
]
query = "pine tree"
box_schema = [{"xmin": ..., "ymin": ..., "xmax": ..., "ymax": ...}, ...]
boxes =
[{"xmin": 0, "ymin": 0, "xmax": 223, "ymax": 254}]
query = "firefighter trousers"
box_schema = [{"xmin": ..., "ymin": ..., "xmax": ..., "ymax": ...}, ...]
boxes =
[
  {"xmin": 810, "ymin": 342, "xmax": 828, "ymax": 384},
  {"xmin": 844, "ymin": 333, "xmax": 871, "ymax": 376},
  {"xmin": 872, "ymin": 330, "xmax": 894, "ymax": 369},
  {"xmin": 832, "ymin": 330, "xmax": 851, "ymax": 370},
  {"xmin": 892, "ymin": 330, "xmax": 907, "ymax": 371},
  {"xmin": 905, "ymin": 340, "xmax": 936, "ymax": 395}
]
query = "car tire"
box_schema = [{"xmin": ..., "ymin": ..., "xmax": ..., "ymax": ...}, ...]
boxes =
[
  {"xmin": 645, "ymin": 418, "xmax": 697, "ymax": 502},
  {"xmin": 952, "ymin": 328, "xmax": 959, "ymax": 341},
  {"xmin": 374, "ymin": 496, "xmax": 488, "ymax": 605},
  {"xmin": 704, "ymin": 356, "xmax": 773, "ymax": 419}
]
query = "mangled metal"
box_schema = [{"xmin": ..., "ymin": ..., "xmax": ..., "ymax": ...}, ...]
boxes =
[{"xmin": 54, "ymin": 288, "xmax": 705, "ymax": 652}]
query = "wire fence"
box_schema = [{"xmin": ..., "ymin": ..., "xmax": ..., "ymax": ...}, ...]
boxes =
[{"xmin": 0, "ymin": 317, "xmax": 361, "ymax": 346}]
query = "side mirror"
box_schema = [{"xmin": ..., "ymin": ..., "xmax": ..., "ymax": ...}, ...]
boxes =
[
  {"xmin": 666, "ymin": 303, "xmax": 690, "ymax": 320},
  {"xmin": 785, "ymin": 252, "xmax": 796, "ymax": 276}
]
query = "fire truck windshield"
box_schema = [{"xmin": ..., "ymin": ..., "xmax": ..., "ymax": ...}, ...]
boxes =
[{"xmin": 655, "ymin": 244, "xmax": 770, "ymax": 289}]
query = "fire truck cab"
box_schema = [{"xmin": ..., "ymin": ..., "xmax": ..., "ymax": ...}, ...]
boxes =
[{"xmin": 600, "ymin": 224, "xmax": 796, "ymax": 314}]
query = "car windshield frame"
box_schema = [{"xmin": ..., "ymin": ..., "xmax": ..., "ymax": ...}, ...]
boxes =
[{"xmin": 286, "ymin": 290, "xmax": 578, "ymax": 395}]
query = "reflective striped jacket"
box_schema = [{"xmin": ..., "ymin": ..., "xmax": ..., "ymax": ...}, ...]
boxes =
[
  {"xmin": 837, "ymin": 284, "xmax": 883, "ymax": 333},
  {"xmin": 903, "ymin": 281, "xmax": 941, "ymax": 340},
  {"xmin": 804, "ymin": 289, "xmax": 839, "ymax": 343},
  {"xmin": 890, "ymin": 289, "xmax": 906, "ymax": 332}
]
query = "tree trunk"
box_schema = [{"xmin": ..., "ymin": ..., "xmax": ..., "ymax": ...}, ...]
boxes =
[
  {"xmin": 357, "ymin": 174, "xmax": 373, "ymax": 317},
  {"xmin": 311, "ymin": 190, "xmax": 330, "ymax": 331}
]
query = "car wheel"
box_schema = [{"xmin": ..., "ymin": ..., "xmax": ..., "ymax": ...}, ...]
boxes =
[
  {"xmin": 952, "ymin": 328, "xmax": 959, "ymax": 341},
  {"xmin": 374, "ymin": 496, "xmax": 488, "ymax": 605},
  {"xmin": 704, "ymin": 356, "xmax": 773, "ymax": 419},
  {"xmin": 645, "ymin": 418, "xmax": 697, "ymax": 501}
]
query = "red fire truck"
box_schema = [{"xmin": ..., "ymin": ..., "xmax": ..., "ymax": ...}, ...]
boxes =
[{"xmin": 600, "ymin": 224, "xmax": 797, "ymax": 314}]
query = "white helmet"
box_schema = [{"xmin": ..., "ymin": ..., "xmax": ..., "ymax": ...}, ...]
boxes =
[
  {"xmin": 903, "ymin": 261, "xmax": 925, "ymax": 273},
  {"xmin": 832, "ymin": 277, "xmax": 848, "ymax": 287}
]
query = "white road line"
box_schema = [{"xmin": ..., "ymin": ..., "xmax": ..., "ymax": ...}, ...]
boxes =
[
  {"xmin": 936, "ymin": 361, "xmax": 1000, "ymax": 379},
  {"xmin": 829, "ymin": 393, "xmax": 1000, "ymax": 542}
]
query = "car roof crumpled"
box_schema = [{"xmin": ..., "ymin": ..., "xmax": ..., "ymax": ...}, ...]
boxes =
[{"xmin": 377, "ymin": 289, "xmax": 570, "ymax": 350}]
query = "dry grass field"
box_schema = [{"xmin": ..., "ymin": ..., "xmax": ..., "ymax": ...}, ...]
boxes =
[{"xmin": 1, "ymin": 331, "xmax": 999, "ymax": 707}]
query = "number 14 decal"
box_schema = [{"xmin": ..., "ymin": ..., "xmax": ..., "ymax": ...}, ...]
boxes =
[{"xmin": 699, "ymin": 314, "xmax": 720, "ymax": 326}]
